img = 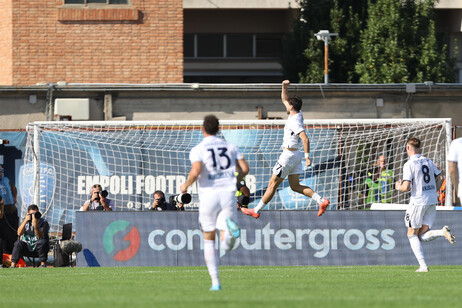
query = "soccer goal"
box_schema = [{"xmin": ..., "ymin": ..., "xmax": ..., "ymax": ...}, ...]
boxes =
[{"xmin": 22, "ymin": 118, "xmax": 452, "ymax": 232}]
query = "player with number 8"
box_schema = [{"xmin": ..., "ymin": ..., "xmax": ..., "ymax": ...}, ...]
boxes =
[{"xmin": 395, "ymin": 137, "xmax": 455, "ymax": 273}]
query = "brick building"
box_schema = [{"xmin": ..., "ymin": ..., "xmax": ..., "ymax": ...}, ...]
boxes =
[
  {"xmin": 1, "ymin": 0, "xmax": 462, "ymax": 86},
  {"xmin": 0, "ymin": 0, "xmax": 183, "ymax": 85}
]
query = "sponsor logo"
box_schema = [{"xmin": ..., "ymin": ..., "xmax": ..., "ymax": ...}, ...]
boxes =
[
  {"xmin": 77, "ymin": 174, "xmax": 257, "ymax": 195},
  {"xmin": 103, "ymin": 220, "xmax": 140, "ymax": 262},
  {"xmin": 19, "ymin": 162, "xmax": 56, "ymax": 214},
  {"xmin": 147, "ymin": 223, "xmax": 395, "ymax": 258}
]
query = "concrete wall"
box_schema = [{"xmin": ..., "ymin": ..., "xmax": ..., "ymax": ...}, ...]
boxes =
[
  {"xmin": 183, "ymin": 0, "xmax": 300, "ymax": 9},
  {"xmin": 1, "ymin": 84, "xmax": 461, "ymax": 137}
]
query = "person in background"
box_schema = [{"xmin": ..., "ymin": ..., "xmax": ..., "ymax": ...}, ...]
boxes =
[
  {"xmin": 82, "ymin": 184, "xmax": 114, "ymax": 211},
  {"xmin": 0, "ymin": 164, "xmax": 18, "ymax": 267},
  {"xmin": 11, "ymin": 204, "xmax": 50, "ymax": 268},
  {"xmin": 448, "ymin": 137, "xmax": 462, "ymax": 206},
  {"xmin": 149, "ymin": 190, "xmax": 183, "ymax": 211},
  {"xmin": 361, "ymin": 154, "xmax": 394, "ymax": 205}
]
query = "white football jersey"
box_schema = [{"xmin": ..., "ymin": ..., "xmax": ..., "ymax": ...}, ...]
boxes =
[
  {"xmin": 282, "ymin": 111, "xmax": 305, "ymax": 149},
  {"xmin": 403, "ymin": 154, "xmax": 440, "ymax": 206},
  {"xmin": 189, "ymin": 135, "xmax": 243, "ymax": 192},
  {"xmin": 448, "ymin": 137, "xmax": 462, "ymax": 199}
]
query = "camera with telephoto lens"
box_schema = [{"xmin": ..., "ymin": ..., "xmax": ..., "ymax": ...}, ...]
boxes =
[
  {"xmin": 169, "ymin": 193, "xmax": 192, "ymax": 206},
  {"xmin": 29, "ymin": 211, "xmax": 42, "ymax": 220},
  {"xmin": 94, "ymin": 190, "xmax": 108, "ymax": 201}
]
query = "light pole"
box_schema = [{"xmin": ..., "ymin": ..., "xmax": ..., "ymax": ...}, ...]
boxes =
[{"xmin": 315, "ymin": 30, "xmax": 338, "ymax": 84}]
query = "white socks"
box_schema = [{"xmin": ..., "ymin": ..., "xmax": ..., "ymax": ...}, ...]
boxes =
[
  {"xmin": 408, "ymin": 235, "xmax": 427, "ymax": 269},
  {"xmin": 420, "ymin": 229, "xmax": 444, "ymax": 242},
  {"xmin": 312, "ymin": 193, "xmax": 322, "ymax": 204},
  {"xmin": 254, "ymin": 200, "xmax": 266, "ymax": 213},
  {"xmin": 203, "ymin": 239, "xmax": 220, "ymax": 286},
  {"xmin": 220, "ymin": 231, "xmax": 235, "ymax": 252}
]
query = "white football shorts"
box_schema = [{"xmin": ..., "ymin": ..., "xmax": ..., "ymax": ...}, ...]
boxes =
[
  {"xmin": 272, "ymin": 150, "xmax": 303, "ymax": 179},
  {"xmin": 198, "ymin": 187, "xmax": 237, "ymax": 233},
  {"xmin": 404, "ymin": 202, "xmax": 436, "ymax": 229}
]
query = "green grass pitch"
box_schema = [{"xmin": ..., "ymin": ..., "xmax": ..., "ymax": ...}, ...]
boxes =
[{"xmin": 1, "ymin": 265, "xmax": 461, "ymax": 307}]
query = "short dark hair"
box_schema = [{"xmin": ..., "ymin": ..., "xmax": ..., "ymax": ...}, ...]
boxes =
[
  {"xmin": 203, "ymin": 115, "xmax": 220, "ymax": 135},
  {"xmin": 28, "ymin": 204, "xmax": 39, "ymax": 212},
  {"xmin": 407, "ymin": 137, "xmax": 421, "ymax": 149},
  {"xmin": 154, "ymin": 190, "xmax": 165, "ymax": 198},
  {"xmin": 288, "ymin": 95, "xmax": 303, "ymax": 112}
]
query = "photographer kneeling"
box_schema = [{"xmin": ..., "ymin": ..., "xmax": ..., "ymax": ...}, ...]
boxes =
[
  {"xmin": 150, "ymin": 190, "xmax": 190, "ymax": 211},
  {"xmin": 82, "ymin": 184, "xmax": 114, "ymax": 211},
  {"xmin": 11, "ymin": 204, "xmax": 50, "ymax": 268}
]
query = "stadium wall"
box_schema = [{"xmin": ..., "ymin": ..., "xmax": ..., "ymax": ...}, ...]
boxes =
[
  {"xmin": 75, "ymin": 211, "xmax": 462, "ymax": 267},
  {"xmin": 1, "ymin": 84, "xmax": 462, "ymax": 136}
]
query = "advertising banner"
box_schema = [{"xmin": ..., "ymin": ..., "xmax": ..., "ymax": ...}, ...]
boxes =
[{"xmin": 76, "ymin": 210, "xmax": 462, "ymax": 267}]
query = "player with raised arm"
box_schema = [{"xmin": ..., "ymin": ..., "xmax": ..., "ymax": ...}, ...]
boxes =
[
  {"xmin": 395, "ymin": 137, "xmax": 455, "ymax": 273},
  {"xmin": 180, "ymin": 115, "xmax": 249, "ymax": 291},
  {"xmin": 241, "ymin": 80, "xmax": 329, "ymax": 219}
]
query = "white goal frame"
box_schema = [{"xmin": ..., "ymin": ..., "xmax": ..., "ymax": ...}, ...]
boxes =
[{"xmin": 24, "ymin": 118, "xmax": 453, "ymax": 232}]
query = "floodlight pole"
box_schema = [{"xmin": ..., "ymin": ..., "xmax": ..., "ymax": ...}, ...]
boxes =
[{"xmin": 315, "ymin": 30, "xmax": 338, "ymax": 84}]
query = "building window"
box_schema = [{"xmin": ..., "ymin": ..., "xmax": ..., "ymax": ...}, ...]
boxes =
[
  {"xmin": 64, "ymin": 0, "xmax": 128, "ymax": 4},
  {"xmin": 197, "ymin": 34, "xmax": 223, "ymax": 58},
  {"xmin": 256, "ymin": 34, "xmax": 282, "ymax": 58},
  {"xmin": 227, "ymin": 34, "xmax": 253, "ymax": 58},
  {"xmin": 185, "ymin": 33, "xmax": 282, "ymax": 59},
  {"xmin": 184, "ymin": 34, "xmax": 195, "ymax": 58}
]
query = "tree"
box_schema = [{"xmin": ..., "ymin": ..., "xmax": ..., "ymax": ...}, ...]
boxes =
[
  {"xmin": 282, "ymin": 0, "xmax": 368, "ymax": 83},
  {"xmin": 355, "ymin": 0, "xmax": 456, "ymax": 83},
  {"xmin": 282, "ymin": 0, "xmax": 456, "ymax": 83}
]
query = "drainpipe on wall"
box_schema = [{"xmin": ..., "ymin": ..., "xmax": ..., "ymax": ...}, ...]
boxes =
[{"xmin": 44, "ymin": 83, "xmax": 56, "ymax": 121}]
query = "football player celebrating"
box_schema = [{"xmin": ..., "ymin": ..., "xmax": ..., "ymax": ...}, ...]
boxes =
[
  {"xmin": 395, "ymin": 137, "xmax": 455, "ymax": 272},
  {"xmin": 241, "ymin": 80, "xmax": 329, "ymax": 219},
  {"xmin": 181, "ymin": 115, "xmax": 249, "ymax": 291}
]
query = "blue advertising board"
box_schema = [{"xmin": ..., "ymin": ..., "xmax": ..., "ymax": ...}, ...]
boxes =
[{"xmin": 76, "ymin": 211, "xmax": 462, "ymax": 267}]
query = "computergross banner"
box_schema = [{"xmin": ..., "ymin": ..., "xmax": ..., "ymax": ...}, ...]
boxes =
[{"xmin": 75, "ymin": 211, "xmax": 462, "ymax": 267}]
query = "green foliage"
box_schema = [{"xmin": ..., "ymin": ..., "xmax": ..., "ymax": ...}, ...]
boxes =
[
  {"xmin": 283, "ymin": 0, "xmax": 457, "ymax": 83},
  {"xmin": 356, "ymin": 0, "xmax": 456, "ymax": 83}
]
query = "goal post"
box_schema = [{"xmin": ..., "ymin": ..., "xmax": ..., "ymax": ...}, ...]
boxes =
[{"xmin": 21, "ymin": 118, "xmax": 452, "ymax": 233}]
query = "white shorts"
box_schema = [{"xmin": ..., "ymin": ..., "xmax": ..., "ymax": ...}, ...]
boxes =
[
  {"xmin": 404, "ymin": 203, "xmax": 436, "ymax": 229},
  {"xmin": 198, "ymin": 188, "xmax": 237, "ymax": 233},
  {"xmin": 272, "ymin": 150, "xmax": 303, "ymax": 179}
]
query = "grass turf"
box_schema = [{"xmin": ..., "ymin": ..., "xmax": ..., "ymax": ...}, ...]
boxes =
[{"xmin": 1, "ymin": 265, "xmax": 461, "ymax": 308}]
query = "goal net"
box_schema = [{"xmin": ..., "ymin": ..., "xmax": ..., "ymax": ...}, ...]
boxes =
[{"xmin": 22, "ymin": 118, "xmax": 452, "ymax": 232}]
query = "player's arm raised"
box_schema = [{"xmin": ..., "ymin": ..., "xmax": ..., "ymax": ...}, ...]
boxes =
[
  {"xmin": 180, "ymin": 161, "xmax": 202, "ymax": 193},
  {"xmin": 281, "ymin": 80, "xmax": 291, "ymax": 110}
]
